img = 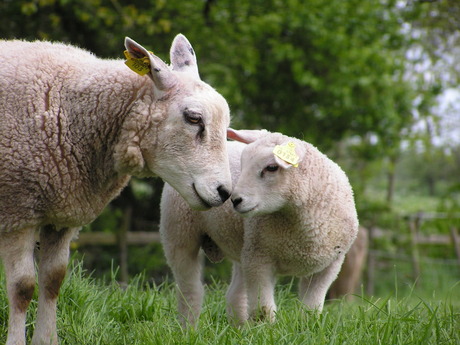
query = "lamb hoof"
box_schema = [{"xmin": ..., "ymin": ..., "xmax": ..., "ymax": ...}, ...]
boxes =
[{"xmin": 250, "ymin": 306, "xmax": 276, "ymax": 323}]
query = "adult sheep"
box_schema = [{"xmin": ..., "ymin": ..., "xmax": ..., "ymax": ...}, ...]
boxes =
[
  {"xmin": 160, "ymin": 129, "xmax": 359, "ymax": 326},
  {"xmin": 0, "ymin": 35, "xmax": 232, "ymax": 345}
]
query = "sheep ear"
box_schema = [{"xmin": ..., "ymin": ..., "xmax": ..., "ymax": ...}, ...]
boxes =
[
  {"xmin": 170, "ymin": 34, "xmax": 200, "ymax": 80},
  {"xmin": 124, "ymin": 37, "xmax": 178, "ymax": 91},
  {"xmin": 227, "ymin": 128, "xmax": 269, "ymax": 144}
]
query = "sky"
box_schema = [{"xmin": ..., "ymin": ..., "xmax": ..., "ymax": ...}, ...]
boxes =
[{"xmin": 434, "ymin": 88, "xmax": 460, "ymax": 147}]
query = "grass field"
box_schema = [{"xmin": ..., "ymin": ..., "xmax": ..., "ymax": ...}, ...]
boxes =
[{"xmin": 1, "ymin": 260, "xmax": 459, "ymax": 345}]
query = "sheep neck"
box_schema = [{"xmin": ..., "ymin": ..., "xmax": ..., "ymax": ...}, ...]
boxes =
[{"xmin": 48, "ymin": 63, "xmax": 156, "ymax": 218}]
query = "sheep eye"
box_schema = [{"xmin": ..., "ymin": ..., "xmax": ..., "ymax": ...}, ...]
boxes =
[
  {"xmin": 266, "ymin": 164, "xmax": 279, "ymax": 172},
  {"xmin": 261, "ymin": 164, "xmax": 279, "ymax": 177},
  {"xmin": 183, "ymin": 110, "xmax": 205, "ymax": 140},
  {"xmin": 184, "ymin": 110, "xmax": 202, "ymax": 125}
]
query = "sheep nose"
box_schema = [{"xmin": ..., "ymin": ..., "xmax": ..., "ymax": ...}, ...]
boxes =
[
  {"xmin": 217, "ymin": 185, "xmax": 231, "ymax": 203},
  {"xmin": 231, "ymin": 197, "xmax": 243, "ymax": 208}
]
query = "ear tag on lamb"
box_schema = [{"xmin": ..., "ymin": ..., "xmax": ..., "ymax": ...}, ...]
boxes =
[
  {"xmin": 124, "ymin": 50, "xmax": 152, "ymax": 76},
  {"xmin": 273, "ymin": 142, "xmax": 299, "ymax": 167}
]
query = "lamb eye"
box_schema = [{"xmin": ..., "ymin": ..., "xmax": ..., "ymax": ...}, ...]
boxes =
[
  {"xmin": 260, "ymin": 164, "xmax": 279, "ymax": 178},
  {"xmin": 184, "ymin": 110, "xmax": 202, "ymax": 125},
  {"xmin": 266, "ymin": 164, "xmax": 279, "ymax": 172}
]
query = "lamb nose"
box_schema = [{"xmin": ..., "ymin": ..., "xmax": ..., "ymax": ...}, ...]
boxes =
[
  {"xmin": 231, "ymin": 197, "xmax": 242, "ymax": 208},
  {"xmin": 217, "ymin": 185, "xmax": 231, "ymax": 202}
]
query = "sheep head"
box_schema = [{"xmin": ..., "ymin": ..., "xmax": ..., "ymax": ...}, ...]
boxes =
[
  {"xmin": 228, "ymin": 129, "xmax": 306, "ymax": 216},
  {"xmin": 116, "ymin": 35, "xmax": 232, "ymax": 210}
]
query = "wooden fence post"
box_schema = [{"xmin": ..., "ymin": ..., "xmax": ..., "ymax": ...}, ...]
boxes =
[
  {"xmin": 450, "ymin": 226, "xmax": 460, "ymax": 268},
  {"xmin": 118, "ymin": 205, "xmax": 133, "ymax": 284},
  {"xmin": 408, "ymin": 215, "xmax": 421, "ymax": 285},
  {"xmin": 366, "ymin": 226, "xmax": 376, "ymax": 296}
]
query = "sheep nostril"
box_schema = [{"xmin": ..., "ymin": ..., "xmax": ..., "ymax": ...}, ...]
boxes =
[
  {"xmin": 217, "ymin": 185, "xmax": 230, "ymax": 203},
  {"xmin": 232, "ymin": 197, "xmax": 243, "ymax": 208}
]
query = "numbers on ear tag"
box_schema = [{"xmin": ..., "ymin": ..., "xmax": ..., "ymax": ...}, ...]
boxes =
[
  {"xmin": 124, "ymin": 50, "xmax": 152, "ymax": 76},
  {"xmin": 273, "ymin": 142, "xmax": 299, "ymax": 167}
]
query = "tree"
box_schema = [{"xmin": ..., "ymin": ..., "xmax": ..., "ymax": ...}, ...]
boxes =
[
  {"xmin": 195, "ymin": 0, "xmax": 418, "ymax": 149},
  {"xmin": 405, "ymin": 0, "xmax": 460, "ymax": 88},
  {"xmin": 1, "ymin": 0, "xmax": 450, "ymax": 231}
]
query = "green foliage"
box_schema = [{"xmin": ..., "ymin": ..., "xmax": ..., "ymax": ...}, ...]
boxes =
[
  {"xmin": 0, "ymin": 0, "xmax": 174, "ymax": 57},
  {"xmin": 193, "ymin": 0, "xmax": 417, "ymax": 152},
  {"xmin": 84, "ymin": 205, "xmax": 123, "ymax": 233}
]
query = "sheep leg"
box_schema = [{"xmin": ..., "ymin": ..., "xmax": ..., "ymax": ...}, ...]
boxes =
[
  {"xmin": 162, "ymin": 232, "xmax": 204, "ymax": 327},
  {"xmin": 174, "ymin": 251, "xmax": 204, "ymax": 327},
  {"xmin": 0, "ymin": 227, "xmax": 36, "ymax": 345},
  {"xmin": 243, "ymin": 260, "xmax": 276, "ymax": 323},
  {"xmin": 299, "ymin": 254, "xmax": 345, "ymax": 312},
  {"xmin": 225, "ymin": 262, "xmax": 248, "ymax": 324},
  {"xmin": 31, "ymin": 226, "xmax": 78, "ymax": 345}
]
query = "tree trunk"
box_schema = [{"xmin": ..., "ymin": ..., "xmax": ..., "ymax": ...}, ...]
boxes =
[{"xmin": 386, "ymin": 155, "xmax": 398, "ymax": 205}]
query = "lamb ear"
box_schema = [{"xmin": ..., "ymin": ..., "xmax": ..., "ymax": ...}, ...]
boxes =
[
  {"xmin": 273, "ymin": 140, "xmax": 306, "ymax": 169},
  {"xmin": 124, "ymin": 37, "xmax": 178, "ymax": 91},
  {"xmin": 170, "ymin": 34, "xmax": 200, "ymax": 80},
  {"xmin": 227, "ymin": 128, "xmax": 269, "ymax": 144}
]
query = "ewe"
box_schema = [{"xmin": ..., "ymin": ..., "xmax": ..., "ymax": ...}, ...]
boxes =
[
  {"xmin": 0, "ymin": 35, "xmax": 232, "ymax": 345},
  {"xmin": 160, "ymin": 129, "xmax": 358, "ymax": 326}
]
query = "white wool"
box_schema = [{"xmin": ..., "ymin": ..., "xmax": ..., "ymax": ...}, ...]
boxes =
[{"xmin": 0, "ymin": 35, "xmax": 232, "ymax": 345}]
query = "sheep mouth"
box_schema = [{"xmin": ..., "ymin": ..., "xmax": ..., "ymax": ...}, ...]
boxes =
[
  {"xmin": 192, "ymin": 183, "xmax": 212, "ymax": 210},
  {"xmin": 236, "ymin": 205, "xmax": 258, "ymax": 216}
]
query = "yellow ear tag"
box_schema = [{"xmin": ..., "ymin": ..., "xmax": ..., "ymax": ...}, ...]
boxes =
[
  {"xmin": 124, "ymin": 50, "xmax": 152, "ymax": 76},
  {"xmin": 273, "ymin": 142, "xmax": 299, "ymax": 167}
]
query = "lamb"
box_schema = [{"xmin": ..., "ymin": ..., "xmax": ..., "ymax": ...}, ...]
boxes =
[
  {"xmin": 160, "ymin": 129, "xmax": 359, "ymax": 326},
  {"xmin": 0, "ymin": 34, "xmax": 232, "ymax": 345}
]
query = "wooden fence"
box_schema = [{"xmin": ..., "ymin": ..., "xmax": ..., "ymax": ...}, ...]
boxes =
[
  {"xmin": 73, "ymin": 212, "xmax": 460, "ymax": 286},
  {"xmin": 366, "ymin": 212, "xmax": 460, "ymax": 295}
]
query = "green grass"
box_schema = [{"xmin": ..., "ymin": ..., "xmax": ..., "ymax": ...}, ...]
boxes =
[{"xmin": 1, "ymin": 261, "xmax": 459, "ymax": 345}]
